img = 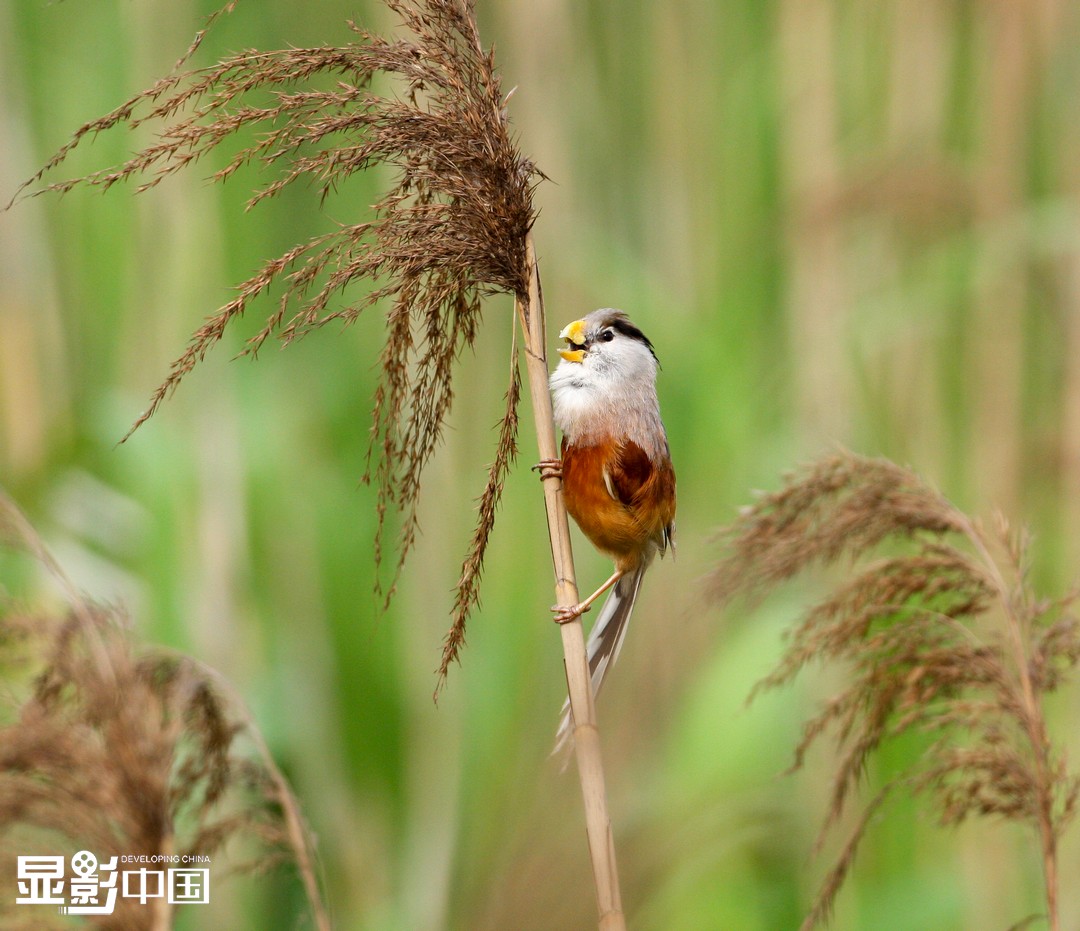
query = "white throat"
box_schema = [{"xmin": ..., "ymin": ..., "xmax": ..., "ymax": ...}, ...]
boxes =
[{"xmin": 550, "ymin": 352, "xmax": 667, "ymax": 461}]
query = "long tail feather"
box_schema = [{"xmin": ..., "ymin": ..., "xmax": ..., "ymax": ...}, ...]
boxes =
[{"xmin": 553, "ymin": 563, "xmax": 647, "ymax": 758}]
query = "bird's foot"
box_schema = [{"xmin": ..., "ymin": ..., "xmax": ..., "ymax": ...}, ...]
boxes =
[
  {"xmin": 533, "ymin": 458, "xmax": 563, "ymax": 482},
  {"xmin": 551, "ymin": 602, "xmax": 590, "ymax": 624}
]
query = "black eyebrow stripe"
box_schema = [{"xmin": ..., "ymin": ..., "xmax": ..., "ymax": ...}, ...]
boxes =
[{"xmin": 607, "ymin": 316, "xmax": 659, "ymax": 363}]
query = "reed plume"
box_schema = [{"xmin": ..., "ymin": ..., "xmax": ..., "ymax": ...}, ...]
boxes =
[
  {"xmin": 0, "ymin": 490, "xmax": 328, "ymax": 931},
  {"xmin": 709, "ymin": 451, "xmax": 1080, "ymax": 931},
  {"xmin": 10, "ymin": 2, "xmax": 626, "ymax": 925},
  {"xmin": 9, "ymin": 0, "xmax": 540, "ymax": 685}
]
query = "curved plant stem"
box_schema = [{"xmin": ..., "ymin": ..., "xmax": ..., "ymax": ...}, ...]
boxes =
[
  {"xmin": 515, "ymin": 234, "xmax": 626, "ymax": 930},
  {"xmin": 960, "ymin": 518, "xmax": 1060, "ymax": 931},
  {"xmin": 196, "ymin": 661, "xmax": 332, "ymax": 931}
]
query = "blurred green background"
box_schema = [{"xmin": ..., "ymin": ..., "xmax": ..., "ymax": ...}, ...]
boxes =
[{"xmin": 3, "ymin": 0, "xmax": 1080, "ymax": 928}]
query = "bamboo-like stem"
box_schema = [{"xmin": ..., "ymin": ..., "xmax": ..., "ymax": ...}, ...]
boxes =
[{"xmin": 515, "ymin": 234, "xmax": 626, "ymax": 931}]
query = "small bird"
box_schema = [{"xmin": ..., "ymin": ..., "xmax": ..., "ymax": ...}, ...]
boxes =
[{"xmin": 539, "ymin": 308, "xmax": 676, "ymax": 752}]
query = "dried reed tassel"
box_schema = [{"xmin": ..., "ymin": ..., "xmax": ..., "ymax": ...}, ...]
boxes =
[
  {"xmin": 516, "ymin": 235, "xmax": 625, "ymax": 930},
  {"xmin": 9, "ymin": 2, "xmax": 627, "ymax": 921},
  {"xmin": 0, "ymin": 489, "xmax": 331, "ymax": 931},
  {"xmin": 709, "ymin": 452, "xmax": 1080, "ymax": 931}
]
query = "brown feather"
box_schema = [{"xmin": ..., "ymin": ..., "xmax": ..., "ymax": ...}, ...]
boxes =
[{"xmin": 561, "ymin": 436, "xmax": 676, "ymax": 571}]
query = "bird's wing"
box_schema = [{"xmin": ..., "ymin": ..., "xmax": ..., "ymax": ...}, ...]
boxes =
[
  {"xmin": 604, "ymin": 439, "xmax": 653, "ymax": 506},
  {"xmin": 606, "ymin": 440, "xmax": 677, "ymax": 556}
]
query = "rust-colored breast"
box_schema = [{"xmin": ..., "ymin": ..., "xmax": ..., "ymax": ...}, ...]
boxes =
[{"xmin": 561, "ymin": 436, "xmax": 676, "ymax": 571}]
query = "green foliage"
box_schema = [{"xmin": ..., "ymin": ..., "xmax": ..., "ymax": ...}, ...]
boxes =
[{"xmin": 3, "ymin": 0, "xmax": 1080, "ymax": 928}]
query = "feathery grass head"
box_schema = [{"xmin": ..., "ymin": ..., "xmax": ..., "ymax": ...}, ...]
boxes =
[
  {"xmin": 709, "ymin": 451, "xmax": 1080, "ymax": 930},
  {"xmin": 0, "ymin": 488, "xmax": 329, "ymax": 929},
  {"xmin": 11, "ymin": 0, "xmax": 542, "ymax": 688}
]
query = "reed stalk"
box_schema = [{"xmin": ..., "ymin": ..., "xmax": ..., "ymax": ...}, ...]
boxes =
[
  {"xmin": 515, "ymin": 235, "xmax": 625, "ymax": 930},
  {"xmin": 958, "ymin": 516, "xmax": 1062, "ymax": 931}
]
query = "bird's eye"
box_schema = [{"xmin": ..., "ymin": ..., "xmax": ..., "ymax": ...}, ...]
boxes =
[{"xmin": 599, "ymin": 329, "xmax": 615, "ymax": 342}]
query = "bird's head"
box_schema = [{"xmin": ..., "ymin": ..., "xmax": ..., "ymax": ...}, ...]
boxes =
[{"xmin": 556, "ymin": 309, "xmax": 658, "ymax": 379}]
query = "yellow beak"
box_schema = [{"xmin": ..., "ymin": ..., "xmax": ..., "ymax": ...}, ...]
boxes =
[{"xmin": 558, "ymin": 319, "xmax": 588, "ymax": 363}]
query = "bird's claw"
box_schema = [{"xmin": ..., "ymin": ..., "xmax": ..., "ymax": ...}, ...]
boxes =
[
  {"xmin": 533, "ymin": 458, "xmax": 563, "ymax": 482},
  {"xmin": 551, "ymin": 602, "xmax": 590, "ymax": 624}
]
